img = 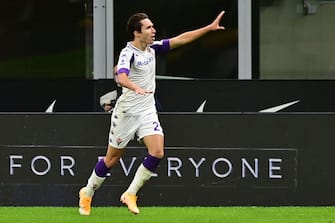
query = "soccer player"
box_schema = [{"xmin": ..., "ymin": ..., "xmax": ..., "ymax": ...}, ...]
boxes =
[{"xmin": 79, "ymin": 11, "xmax": 225, "ymax": 215}]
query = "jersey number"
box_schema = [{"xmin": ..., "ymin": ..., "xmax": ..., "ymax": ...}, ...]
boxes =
[{"xmin": 153, "ymin": 121, "xmax": 160, "ymax": 131}]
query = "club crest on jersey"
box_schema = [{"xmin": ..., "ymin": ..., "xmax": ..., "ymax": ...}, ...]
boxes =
[{"xmin": 117, "ymin": 137, "xmax": 123, "ymax": 145}]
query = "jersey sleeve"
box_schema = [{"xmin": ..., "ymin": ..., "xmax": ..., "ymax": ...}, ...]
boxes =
[
  {"xmin": 150, "ymin": 39, "xmax": 170, "ymax": 55},
  {"xmin": 116, "ymin": 48, "xmax": 134, "ymax": 76}
]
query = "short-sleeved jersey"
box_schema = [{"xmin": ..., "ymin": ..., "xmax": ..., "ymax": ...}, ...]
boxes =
[{"xmin": 115, "ymin": 39, "xmax": 170, "ymax": 115}]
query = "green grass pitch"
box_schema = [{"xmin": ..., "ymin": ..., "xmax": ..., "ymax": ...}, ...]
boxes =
[{"xmin": 0, "ymin": 206, "xmax": 334, "ymax": 223}]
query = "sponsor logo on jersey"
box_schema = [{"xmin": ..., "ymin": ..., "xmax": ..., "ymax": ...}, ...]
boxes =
[{"xmin": 136, "ymin": 56, "xmax": 154, "ymax": 67}]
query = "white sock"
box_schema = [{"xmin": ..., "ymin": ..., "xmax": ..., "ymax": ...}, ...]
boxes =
[
  {"xmin": 85, "ymin": 170, "xmax": 106, "ymax": 197},
  {"xmin": 126, "ymin": 164, "xmax": 153, "ymax": 195}
]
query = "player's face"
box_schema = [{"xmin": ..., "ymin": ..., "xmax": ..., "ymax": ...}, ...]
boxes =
[{"xmin": 140, "ymin": 18, "xmax": 156, "ymax": 44}]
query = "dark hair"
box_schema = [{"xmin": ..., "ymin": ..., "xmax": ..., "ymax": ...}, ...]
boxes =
[{"xmin": 127, "ymin": 12, "xmax": 149, "ymax": 35}]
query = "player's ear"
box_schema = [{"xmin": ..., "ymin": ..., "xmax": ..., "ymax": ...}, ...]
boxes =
[{"xmin": 134, "ymin": 30, "xmax": 141, "ymax": 38}]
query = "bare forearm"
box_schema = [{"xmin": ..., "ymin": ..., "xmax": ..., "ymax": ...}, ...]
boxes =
[
  {"xmin": 117, "ymin": 73, "xmax": 152, "ymax": 95},
  {"xmin": 118, "ymin": 76, "xmax": 138, "ymax": 91},
  {"xmin": 170, "ymin": 26, "xmax": 211, "ymax": 49},
  {"xmin": 169, "ymin": 11, "xmax": 225, "ymax": 50}
]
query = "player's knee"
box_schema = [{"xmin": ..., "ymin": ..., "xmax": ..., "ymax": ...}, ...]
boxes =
[
  {"xmin": 154, "ymin": 150, "xmax": 164, "ymax": 159},
  {"xmin": 103, "ymin": 156, "xmax": 121, "ymax": 168},
  {"xmin": 143, "ymin": 153, "xmax": 162, "ymax": 172}
]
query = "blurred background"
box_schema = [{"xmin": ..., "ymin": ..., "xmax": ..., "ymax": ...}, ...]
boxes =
[
  {"xmin": 0, "ymin": 0, "xmax": 333, "ymax": 80},
  {"xmin": 0, "ymin": 0, "xmax": 334, "ymax": 112}
]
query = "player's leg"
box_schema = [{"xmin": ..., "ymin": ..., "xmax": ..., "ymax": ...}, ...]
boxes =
[
  {"xmin": 79, "ymin": 111, "xmax": 138, "ymax": 215},
  {"xmin": 124, "ymin": 134, "xmax": 164, "ymax": 194},
  {"xmin": 79, "ymin": 145, "xmax": 124, "ymax": 215},
  {"xmin": 83, "ymin": 146, "xmax": 125, "ymax": 196},
  {"xmin": 121, "ymin": 113, "xmax": 164, "ymax": 214},
  {"xmin": 121, "ymin": 134, "xmax": 164, "ymax": 214}
]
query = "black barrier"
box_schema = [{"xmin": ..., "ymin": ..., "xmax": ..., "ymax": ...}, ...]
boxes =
[
  {"xmin": 1, "ymin": 79, "xmax": 335, "ymax": 112},
  {"xmin": 0, "ymin": 113, "xmax": 335, "ymax": 206}
]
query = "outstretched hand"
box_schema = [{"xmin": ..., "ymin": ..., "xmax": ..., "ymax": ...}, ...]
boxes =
[
  {"xmin": 208, "ymin": 11, "xmax": 225, "ymax": 31},
  {"xmin": 165, "ymin": 10, "xmax": 226, "ymax": 50}
]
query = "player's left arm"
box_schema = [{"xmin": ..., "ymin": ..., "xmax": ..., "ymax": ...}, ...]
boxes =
[{"xmin": 169, "ymin": 11, "xmax": 225, "ymax": 50}]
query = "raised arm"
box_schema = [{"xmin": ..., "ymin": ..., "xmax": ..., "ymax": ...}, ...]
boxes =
[{"xmin": 169, "ymin": 11, "xmax": 225, "ymax": 50}]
